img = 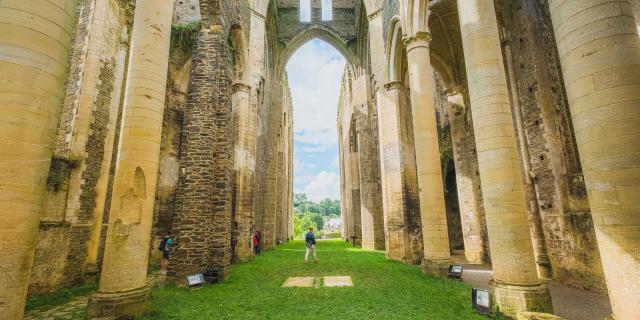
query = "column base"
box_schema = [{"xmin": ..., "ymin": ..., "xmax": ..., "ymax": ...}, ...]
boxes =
[
  {"xmin": 464, "ymin": 251, "xmax": 485, "ymax": 265},
  {"xmin": 82, "ymin": 263, "xmax": 100, "ymax": 285},
  {"xmin": 86, "ymin": 286, "xmax": 152, "ymax": 320},
  {"xmin": 489, "ymin": 280, "xmax": 553, "ymax": 318},
  {"xmin": 361, "ymin": 241, "xmax": 385, "ymax": 251},
  {"xmin": 421, "ymin": 258, "xmax": 452, "ymax": 278}
]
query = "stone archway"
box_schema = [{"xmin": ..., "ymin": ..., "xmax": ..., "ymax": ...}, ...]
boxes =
[{"xmin": 278, "ymin": 25, "xmax": 358, "ymax": 79}]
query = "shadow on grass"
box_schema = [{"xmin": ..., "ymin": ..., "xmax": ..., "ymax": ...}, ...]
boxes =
[{"xmin": 25, "ymin": 284, "xmax": 96, "ymax": 312}]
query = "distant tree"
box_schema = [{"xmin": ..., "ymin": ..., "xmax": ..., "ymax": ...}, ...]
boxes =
[{"xmin": 292, "ymin": 193, "xmax": 341, "ymax": 236}]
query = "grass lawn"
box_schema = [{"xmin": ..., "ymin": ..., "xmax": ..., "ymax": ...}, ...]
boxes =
[{"xmin": 147, "ymin": 240, "xmax": 487, "ymax": 319}]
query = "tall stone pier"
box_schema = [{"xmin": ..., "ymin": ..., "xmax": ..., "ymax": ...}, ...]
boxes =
[
  {"xmin": 404, "ymin": 30, "xmax": 452, "ymax": 277},
  {"xmin": 457, "ymin": 0, "xmax": 552, "ymax": 316},
  {"xmin": 0, "ymin": 1, "xmax": 77, "ymax": 318},
  {"xmin": 548, "ymin": 0, "xmax": 640, "ymax": 318},
  {"xmin": 86, "ymin": 0, "xmax": 173, "ymax": 318}
]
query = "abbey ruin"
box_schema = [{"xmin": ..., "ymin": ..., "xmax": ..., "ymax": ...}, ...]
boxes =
[{"xmin": 1, "ymin": 0, "xmax": 639, "ymax": 319}]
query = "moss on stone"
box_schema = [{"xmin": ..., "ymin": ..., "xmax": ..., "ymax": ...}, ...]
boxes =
[{"xmin": 171, "ymin": 20, "xmax": 201, "ymax": 50}]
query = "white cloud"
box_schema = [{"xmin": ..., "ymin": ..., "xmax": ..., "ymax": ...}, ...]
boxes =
[
  {"xmin": 287, "ymin": 40, "xmax": 345, "ymax": 150},
  {"xmin": 296, "ymin": 171, "xmax": 341, "ymax": 202},
  {"xmin": 287, "ymin": 39, "xmax": 345, "ymax": 202}
]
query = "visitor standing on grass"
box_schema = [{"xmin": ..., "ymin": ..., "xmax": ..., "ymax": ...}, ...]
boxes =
[
  {"xmin": 159, "ymin": 232, "xmax": 172, "ymax": 275},
  {"xmin": 253, "ymin": 227, "xmax": 262, "ymax": 255},
  {"xmin": 305, "ymin": 227, "xmax": 318, "ymax": 263}
]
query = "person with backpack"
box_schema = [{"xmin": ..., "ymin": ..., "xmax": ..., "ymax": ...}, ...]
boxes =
[
  {"xmin": 305, "ymin": 227, "xmax": 318, "ymax": 263},
  {"xmin": 158, "ymin": 232, "xmax": 172, "ymax": 275}
]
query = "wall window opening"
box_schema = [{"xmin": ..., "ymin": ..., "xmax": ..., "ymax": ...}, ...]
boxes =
[
  {"xmin": 300, "ymin": 0, "xmax": 311, "ymax": 22},
  {"xmin": 322, "ymin": 0, "xmax": 333, "ymax": 21}
]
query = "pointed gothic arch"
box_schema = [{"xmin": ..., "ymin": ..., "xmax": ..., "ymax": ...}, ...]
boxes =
[{"xmin": 278, "ymin": 24, "xmax": 358, "ymax": 78}]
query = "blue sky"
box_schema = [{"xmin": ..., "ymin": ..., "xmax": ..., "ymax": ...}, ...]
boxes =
[{"xmin": 286, "ymin": 39, "xmax": 345, "ymax": 202}]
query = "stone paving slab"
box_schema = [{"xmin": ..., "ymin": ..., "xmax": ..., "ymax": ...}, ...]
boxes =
[
  {"xmin": 323, "ymin": 276, "xmax": 353, "ymax": 287},
  {"xmin": 282, "ymin": 277, "xmax": 315, "ymax": 287},
  {"xmin": 282, "ymin": 276, "xmax": 353, "ymax": 288}
]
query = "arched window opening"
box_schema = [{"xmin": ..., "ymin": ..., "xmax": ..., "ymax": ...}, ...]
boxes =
[
  {"xmin": 300, "ymin": 0, "xmax": 311, "ymax": 22},
  {"xmin": 322, "ymin": 0, "xmax": 333, "ymax": 21}
]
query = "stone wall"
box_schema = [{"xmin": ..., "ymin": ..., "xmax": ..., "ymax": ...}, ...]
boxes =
[
  {"xmin": 169, "ymin": 0, "xmax": 251, "ymax": 283},
  {"xmin": 496, "ymin": 0, "xmax": 606, "ymax": 292},
  {"xmin": 150, "ymin": 39, "xmax": 192, "ymax": 260},
  {"xmin": 276, "ymin": 6, "xmax": 357, "ymax": 45}
]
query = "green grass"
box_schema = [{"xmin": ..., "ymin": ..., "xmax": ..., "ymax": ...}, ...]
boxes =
[
  {"xmin": 147, "ymin": 240, "xmax": 487, "ymax": 319},
  {"xmin": 25, "ymin": 283, "xmax": 96, "ymax": 312}
]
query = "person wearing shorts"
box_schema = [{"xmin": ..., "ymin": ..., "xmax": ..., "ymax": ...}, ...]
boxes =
[
  {"xmin": 159, "ymin": 232, "xmax": 172, "ymax": 275},
  {"xmin": 305, "ymin": 227, "xmax": 318, "ymax": 263}
]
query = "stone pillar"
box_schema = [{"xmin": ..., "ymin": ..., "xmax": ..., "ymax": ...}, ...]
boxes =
[
  {"xmin": 356, "ymin": 107, "xmax": 386, "ymax": 251},
  {"xmin": 85, "ymin": 28, "xmax": 130, "ymax": 277},
  {"xmin": 377, "ymin": 82, "xmax": 423, "ymax": 264},
  {"xmin": 457, "ymin": 0, "xmax": 552, "ymax": 316},
  {"xmin": 404, "ymin": 32, "xmax": 452, "ymax": 276},
  {"xmin": 502, "ymin": 42, "xmax": 552, "ymax": 280},
  {"xmin": 0, "ymin": 1, "xmax": 77, "ymax": 318},
  {"xmin": 369, "ymin": 11, "xmax": 423, "ymax": 263},
  {"xmin": 446, "ymin": 92, "xmax": 488, "ymax": 265},
  {"xmin": 231, "ymin": 83, "xmax": 254, "ymax": 261},
  {"xmin": 548, "ymin": 1, "xmax": 640, "ymax": 318},
  {"xmin": 351, "ymin": 74, "xmax": 385, "ymax": 251},
  {"xmin": 86, "ymin": 0, "xmax": 173, "ymax": 318},
  {"xmin": 349, "ymin": 128, "xmax": 363, "ymax": 246}
]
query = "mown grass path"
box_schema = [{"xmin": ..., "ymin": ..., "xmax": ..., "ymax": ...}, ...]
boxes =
[{"xmin": 148, "ymin": 240, "xmax": 485, "ymax": 319}]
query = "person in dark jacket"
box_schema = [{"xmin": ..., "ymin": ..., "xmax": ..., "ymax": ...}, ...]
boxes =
[{"xmin": 305, "ymin": 227, "xmax": 318, "ymax": 263}]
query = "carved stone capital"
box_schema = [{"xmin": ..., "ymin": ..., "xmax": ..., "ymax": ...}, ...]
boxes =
[{"xmin": 403, "ymin": 31, "xmax": 432, "ymax": 52}]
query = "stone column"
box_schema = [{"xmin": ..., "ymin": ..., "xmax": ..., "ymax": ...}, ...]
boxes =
[
  {"xmin": 351, "ymin": 74, "xmax": 385, "ymax": 251},
  {"xmin": 85, "ymin": 28, "xmax": 130, "ymax": 277},
  {"xmin": 86, "ymin": 0, "xmax": 173, "ymax": 318},
  {"xmin": 404, "ymin": 32, "xmax": 452, "ymax": 276},
  {"xmin": 457, "ymin": 0, "xmax": 552, "ymax": 316},
  {"xmin": 446, "ymin": 92, "xmax": 488, "ymax": 265},
  {"xmin": 349, "ymin": 130, "xmax": 363, "ymax": 246},
  {"xmin": 231, "ymin": 83, "xmax": 254, "ymax": 261},
  {"xmin": 356, "ymin": 107, "xmax": 386, "ymax": 251},
  {"xmin": 377, "ymin": 82, "xmax": 423, "ymax": 264},
  {"xmin": 548, "ymin": 1, "xmax": 640, "ymax": 318},
  {"xmin": 369, "ymin": 11, "xmax": 423, "ymax": 263},
  {"xmin": 0, "ymin": 1, "xmax": 77, "ymax": 318}
]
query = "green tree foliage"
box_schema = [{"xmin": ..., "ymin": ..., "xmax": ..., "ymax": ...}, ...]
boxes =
[{"xmin": 292, "ymin": 193, "xmax": 341, "ymax": 239}]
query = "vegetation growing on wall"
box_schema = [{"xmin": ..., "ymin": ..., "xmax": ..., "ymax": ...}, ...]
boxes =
[{"xmin": 171, "ymin": 20, "xmax": 201, "ymax": 49}]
